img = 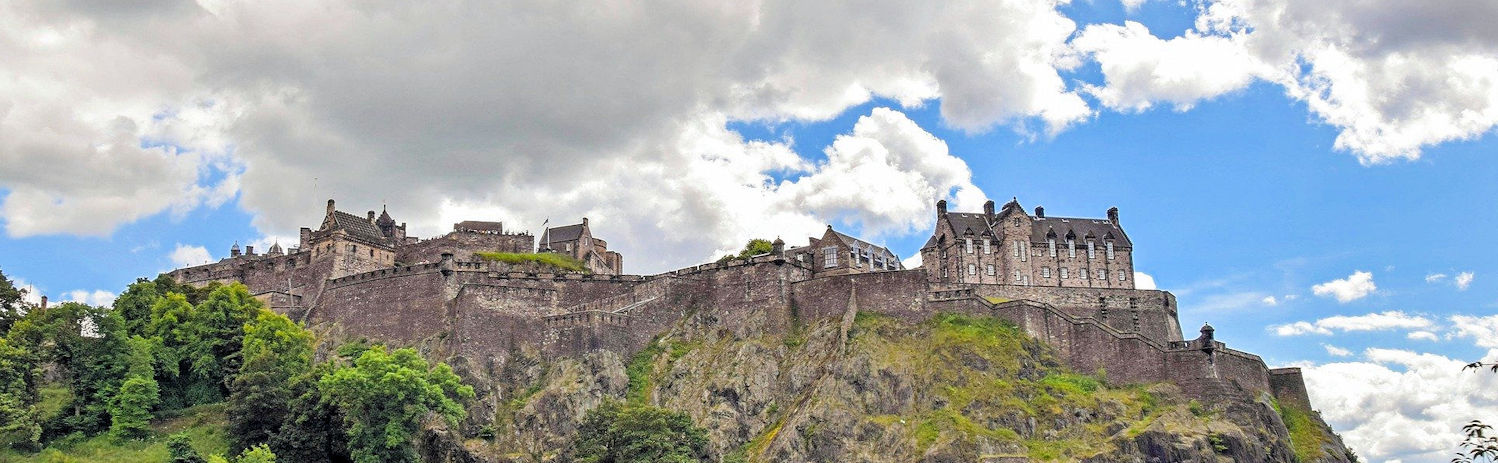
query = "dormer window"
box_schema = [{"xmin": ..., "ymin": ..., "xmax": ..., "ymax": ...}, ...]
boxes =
[
  {"xmin": 1047, "ymin": 238, "xmax": 1056, "ymax": 257},
  {"xmin": 1067, "ymin": 238, "xmax": 1076, "ymax": 258},
  {"xmin": 1106, "ymin": 241, "xmax": 1115, "ymax": 260},
  {"xmin": 1087, "ymin": 240, "xmax": 1095, "ymax": 259}
]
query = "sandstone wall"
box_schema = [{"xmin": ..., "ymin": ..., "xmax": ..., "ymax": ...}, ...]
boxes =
[{"xmin": 964, "ymin": 284, "xmax": 1183, "ymax": 342}]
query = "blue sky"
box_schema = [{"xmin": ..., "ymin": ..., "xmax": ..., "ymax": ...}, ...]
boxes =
[{"xmin": 2, "ymin": 0, "xmax": 1496, "ymax": 461}]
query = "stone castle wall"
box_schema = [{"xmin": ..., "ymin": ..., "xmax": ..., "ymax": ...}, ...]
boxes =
[
  {"xmin": 962, "ymin": 284, "xmax": 1184, "ymax": 341},
  {"xmin": 396, "ymin": 231, "xmax": 534, "ymax": 265}
]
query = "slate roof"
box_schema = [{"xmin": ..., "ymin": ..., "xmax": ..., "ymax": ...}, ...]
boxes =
[
  {"xmin": 328, "ymin": 210, "xmax": 388, "ymax": 243},
  {"xmin": 827, "ymin": 229, "xmax": 898, "ymax": 259},
  {"xmin": 545, "ymin": 223, "xmax": 586, "ymax": 243},
  {"xmin": 1032, "ymin": 217, "xmax": 1131, "ymax": 247},
  {"xmin": 455, "ymin": 220, "xmax": 504, "ymax": 232},
  {"xmin": 376, "ymin": 208, "xmax": 397, "ymax": 227}
]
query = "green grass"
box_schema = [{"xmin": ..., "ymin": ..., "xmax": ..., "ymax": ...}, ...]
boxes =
[
  {"xmin": 1277, "ymin": 401, "xmax": 1328, "ymax": 462},
  {"xmin": 36, "ymin": 386, "xmax": 73, "ymax": 423},
  {"xmin": 476, "ymin": 251, "xmax": 589, "ymax": 273},
  {"xmin": 1, "ymin": 403, "xmax": 230, "ymax": 463},
  {"xmin": 625, "ymin": 339, "xmax": 668, "ymax": 405}
]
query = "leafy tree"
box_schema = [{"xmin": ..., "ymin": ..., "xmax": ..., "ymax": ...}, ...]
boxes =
[
  {"xmin": 717, "ymin": 239, "xmax": 775, "ymax": 263},
  {"xmin": 318, "ymin": 346, "xmax": 475, "ymax": 463},
  {"xmin": 0, "ymin": 266, "xmax": 26, "ymax": 334},
  {"xmin": 168, "ymin": 432, "xmax": 208, "ymax": 463},
  {"xmin": 7, "ymin": 301, "xmax": 129, "ymax": 436},
  {"xmin": 571, "ymin": 400, "xmax": 710, "ymax": 463},
  {"xmin": 268, "ymin": 362, "xmax": 350, "ymax": 463},
  {"xmin": 0, "ymin": 337, "xmax": 41, "ymax": 450},
  {"xmin": 1456, "ymin": 361, "xmax": 1498, "ymax": 463},
  {"xmin": 227, "ymin": 310, "xmax": 313, "ymax": 452},
  {"xmin": 208, "ymin": 444, "xmax": 278, "ymax": 463},
  {"xmin": 109, "ymin": 336, "xmax": 159, "ymax": 441},
  {"xmin": 149, "ymin": 285, "xmax": 260, "ymax": 409}
]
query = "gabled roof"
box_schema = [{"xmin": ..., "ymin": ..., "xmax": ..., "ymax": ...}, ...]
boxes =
[
  {"xmin": 455, "ymin": 220, "xmax": 503, "ymax": 232},
  {"xmin": 545, "ymin": 223, "xmax": 586, "ymax": 243},
  {"xmin": 327, "ymin": 210, "xmax": 387, "ymax": 243},
  {"xmin": 1032, "ymin": 217, "xmax": 1131, "ymax": 247},
  {"xmin": 826, "ymin": 229, "xmax": 898, "ymax": 258},
  {"xmin": 944, "ymin": 212, "xmax": 994, "ymax": 237}
]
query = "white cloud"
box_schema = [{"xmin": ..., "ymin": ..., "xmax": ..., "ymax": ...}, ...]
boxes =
[
  {"xmin": 1302, "ymin": 348, "xmax": 1498, "ymax": 462},
  {"xmin": 11, "ymin": 277, "xmax": 42, "ymax": 305},
  {"xmin": 1271, "ymin": 310, "xmax": 1434, "ymax": 337},
  {"xmin": 62, "ymin": 289, "xmax": 116, "ymax": 307},
  {"xmin": 0, "ymin": 0, "xmax": 1086, "ymax": 271},
  {"xmin": 1312, "ymin": 270, "xmax": 1377, "ymax": 303},
  {"xmin": 1407, "ymin": 331, "xmax": 1439, "ymax": 342},
  {"xmin": 169, "ymin": 244, "xmax": 213, "ymax": 268},
  {"xmin": 1425, "ymin": 273, "xmax": 1448, "ymax": 283},
  {"xmin": 1133, "ymin": 271, "xmax": 1157, "ymax": 290},
  {"xmin": 901, "ymin": 253, "xmax": 923, "ymax": 270},
  {"xmin": 1455, "ymin": 272, "xmax": 1475, "ymax": 290},
  {"xmin": 1261, "ymin": 295, "xmax": 1278, "ymax": 306},
  {"xmin": 1071, "ymin": 0, "xmax": 1498, "ymax": 162},
  {"xmin": 1322, "ymin": 343, "xmax": 1352, "ymax": 357},
  {"xmin": 1448, "ymin": 315, "xmax": 1498, "ymax": 349}
]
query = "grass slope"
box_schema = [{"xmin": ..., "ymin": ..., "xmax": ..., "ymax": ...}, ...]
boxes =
[
  {"xmin": 0, "ymin": 403, "xmax": 230, "ymax": 463},
  {"xmin": 476, "ymin": 252, "xmax": 589, "ymax": 273}
]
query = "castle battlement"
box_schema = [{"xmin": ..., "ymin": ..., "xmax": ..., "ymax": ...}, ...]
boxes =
[{"xmin": 161, "ymin": 196, "xmax": 1313, "ymax": 410}]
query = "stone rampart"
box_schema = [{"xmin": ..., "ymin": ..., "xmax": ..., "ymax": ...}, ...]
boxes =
[
  {"xmin": 961, "ymin": 284, "xmax": 1183, "ymax": 342},
  {"xmin": 1269, "ymin": 368, "xmax": 1313, "ymax": 410}
]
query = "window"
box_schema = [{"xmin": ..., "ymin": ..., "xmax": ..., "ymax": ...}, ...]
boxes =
[
  {"xmin": 1012, "ymin": 242, "xmax": 1019, "ymax": 257},
  {"xmin": 965, "ymin": 238, "xmax": 973, "ymax": 254},
  {"xmin": 1012, "ymin": 218, "xmax": 1020, "ymax": 226},
  {"xmin": 1086, "ymin": 240, "xmax": 1095, "ymax": 259},
  {"xmin": 1079, "ymin": 269, "xmax": 1089, "ymax": 279},
  {"xmin": 1012, "ymin": 270, "xmax": 1021, "ymax": 282},
  {"xmin": 986, "ymin": 264, "xmax": 995, "ymax": 275},
  {"xmin": 983, "ymin": 239, "xmax": 991, "ymax": 254},
  {"xmin": 1020, "ymin": 242, "xmax": 1028, "ymax": 262},
  {"xmin": 1048, "ymin": 238, "xmax": 1056, "ymax": 257},
  {"xmin": 1041, "ymin": 267, "xmax": 1051, "ymax": 278},
  {"xmin": 1118, "ymin": 271, "xmax": 1127, "ymax": 281},
  {"xmin": 850, "ymin": 247, "xmax": 860, "ymax": 267},
  {"xmin": 940, "ymin": 248, "xmax": 947, "ymax": 258},
  {"xmin": 942, "ymin": 267, "xmax": 948, "ymax": 277},
  {"xmin": 1098, "ymin": 269, "xmax": 1107, "ymax": 280},
  {"xmin": 1106, "ymin": 241, "xmax": 1115, "ymax": 260},
  {"xmin": 1060, "ymin": 268, "xmax": 1069, "ymax": 279},
  {"xmin": 347, "ymin": 244, "xmax": 357, "ymax": 253},
  {"xmin": 823, "ymin": 247, "xmax": 838, "ymax": 268},
  {"xmin": 1067, "ymin": 239, "xmax": 1076, "ymax": 257},
  {"xmin": 967, "ymin": 264, "xmax": 976, "ymax": 275}
]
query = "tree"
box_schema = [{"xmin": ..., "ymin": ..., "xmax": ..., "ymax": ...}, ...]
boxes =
[
  {"xmin": 168, "ymin": 432, "xmax": 207, "ymax": 463},
  {"xmin": 0, "ymin": 266, "xmax": 26, "ymax": 334},
  {"xmin": 228, "ymin": 310, "xmax": 313, "ymax": 452},
  {"xmin": 1456, "ymin": 361, "xmax": 1498, "ymax": 463},
  {"xmin": 108, "ymin": 336, "xmax": 159, "ymax": 441},
  {"xmin": 718, "ymin": 239, "xmax": 775, "ymax": 263},
  {"xmin": 0, "ymin": 337, "xmax": 41, "ymax": 450},
  {"xmin": 268, "ymin": 362, "xmax": 350, "ymax": 463},
  {"xmin": 6, "ymin": 301, "xmax": 129, "ymax": 436},
  {"xmin": 318, "ymin": 346, "xmax": 475, "ymax": 463},
  {"xmin": 208, "ymin": 444, "xmax": 278, "ymax": 463},
  {"xmin": 571, "ymin": 400, "xmax": 710, "ymax": 463}
]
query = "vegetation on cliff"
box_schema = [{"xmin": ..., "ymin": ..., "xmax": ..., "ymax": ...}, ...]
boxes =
[
  {"xmin": 477, "ymin": 251, "xmax": 590, "ymax": 273},
  {"xmin": 0, "ymin": 274, "xmax": 474, "ymax": 463}
]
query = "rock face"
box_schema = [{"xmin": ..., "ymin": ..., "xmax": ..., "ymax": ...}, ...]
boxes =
[{"xmin": 431, "ymin": 307, "xmax": 1355, "ymax": 462}]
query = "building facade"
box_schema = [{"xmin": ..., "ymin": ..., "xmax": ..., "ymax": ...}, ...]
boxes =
[{"xmin": 919, "ymin": 198, "xmax": 1135, "ymax": 289}]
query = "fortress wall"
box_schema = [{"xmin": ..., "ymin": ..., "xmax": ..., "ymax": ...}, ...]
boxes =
[
  {"xmin": 1213, "ymin": 348, "xmax": 1272, "ymax": 392},
  {"xmin": 397, "ymin": 231, "xmax": 533, "ymax": 265},
  {"xmin": 1268, "ymin": 368, "xmax": 1314, "ymax": 410},
  {"xmin": 452, "ymin": 288, "xmax": 547, "ymax": 363},
  {"xmin": 965, "ymin": 284, "xmax": 1183, "ymax": 342},
  {"xmin": 971, "ymin": 300, "xmax": 1170, "ymax": 385},
  {"xmin": 314, "ymin": 269, "xmax": 453, "ymax": 345},
  {"xmin": 790, "ymin": 270, "xmax": 930, "ymax": 323}
]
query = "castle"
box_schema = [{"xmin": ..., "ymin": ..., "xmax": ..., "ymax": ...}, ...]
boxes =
[{"xmin": 165, "ymin": 197, "xmax": 1316, "ymax": 412}]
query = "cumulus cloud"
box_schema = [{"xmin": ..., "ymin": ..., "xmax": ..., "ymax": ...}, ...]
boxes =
[
  {"xmin": 63, "ymin": 289, "xmax": 115, "ymax": 307},
  {"xmin": 11, "ymin": 277, "xmax": 42, "ymax": 305},
  {"xmin": 169, "ymin": 244, "xmax": 213, "ymax": 268},
  {"xmin": 1322, "ymin": 344, "xmax": 1352, "ymax": 357},
  {"xmin": 1312, "ymin": 271, "xmax": 1377, "ymax": 303},
  {"xmin": 1455, "ymin": 272, "xmax": 1475, "ymax": 290},
  {"xmin": 1448, "ymin": 315, "xmax": 1498, "ymax": 349},
  {"xmin": 1407, "ymin": 331, "xmax": 1439, "ymax": 342},
  {"xmin": 0, "ymin": 0, "xmax": 1088, "ymax": 270},
  {"xmin": 1271, "ymin": 310, "xmax": 1434, "ymax": 336},
  {"xmin": 1071, "ymin": 0, "xmax": 1498, "ymax": 162},
  {"xmin": 1261, "ymin": 295, "xmax": 1278, "ymax": 306},
  {"xmin": 1302, "ymin": 348, "xmax": 1498, "ymax": 462},
  {"xmin": 1133, "ymin": 271, "xmax": 1157, "ymax": 290}
]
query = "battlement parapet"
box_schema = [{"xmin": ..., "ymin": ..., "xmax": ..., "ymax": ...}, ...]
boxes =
[{"xmin": 542, "ymin": 310, "xmax": 635, "ymax": 328}]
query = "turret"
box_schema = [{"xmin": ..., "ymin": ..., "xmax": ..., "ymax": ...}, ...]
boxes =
[
  {"xmin": 268, "ymin": 242, "xmax": 284, "ymax": 256},
  {"xmin": 230, "ymin": 242, "xmax": 241, "ymax": 257},
  {"xmin": 772, "ymin": 237, "xmax": 785, "ymax": 256},
  {"xmin": 1108, "ymin": 207, "xmax": 1119, "ymax": 224},
  {"xmin": 1200, "ymin": 322, "xmax": 1215, "ymax": 342}
]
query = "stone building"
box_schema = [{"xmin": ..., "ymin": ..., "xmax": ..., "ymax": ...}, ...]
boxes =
[
  {"xmin": 919, "ymin": 198, "xmax": 1135, "ymax": 289},
  {"xmin": 541, "ymin": 218, "xmax": 623, "ymax": 275},
  {"xmin": 786, "ymin": 225, "xmax": 903, "ymax": 275}
]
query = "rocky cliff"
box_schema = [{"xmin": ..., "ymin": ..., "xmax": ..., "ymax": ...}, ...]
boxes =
[{"xmin": 421, "ymin": 303, "xmax": 1355, "ymax": 462}]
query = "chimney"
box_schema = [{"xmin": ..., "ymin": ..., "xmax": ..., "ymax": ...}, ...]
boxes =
[
  {"xmin": 246, "ymin": 245, "xmax": 255, "ymax": 256},
  {"xmin": 936, "ymin": 199, "xmax": 947, "ymax": 216},
  {"xmin": 1107, "ymin": 207, "xmax": 1119, "ymax": 224},
  {"xmin": 1035, "ymin": 205, "xmax": 1045, "ymax": 218},
  {"xmin": 327, "ymin": 199, "xmax": 335, "ymax": 215},
  {"xmin": 983, "ymin": 200, "xmax": 995, "ymax": 220},
  {"xmin": 368, "ymin": 210, "xmax": 376, "ymax": 223},
  {"xmin": 39, "ymin": 296, "xmax": 47, "ymax": 310}
]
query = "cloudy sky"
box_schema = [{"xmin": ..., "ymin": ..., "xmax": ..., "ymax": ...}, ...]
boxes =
[{"xmin": 1, "ymin": 0, "xmax": 1496, "ymax": 460}]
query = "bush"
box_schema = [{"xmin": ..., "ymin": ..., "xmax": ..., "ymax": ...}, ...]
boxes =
[
  {"xmin": 476, "ymin": 252, "xmax": 589, "ymax": 273},
  {"xmin": 571, "ymin": 401, "xmax": 709, "ymax": 463}
]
